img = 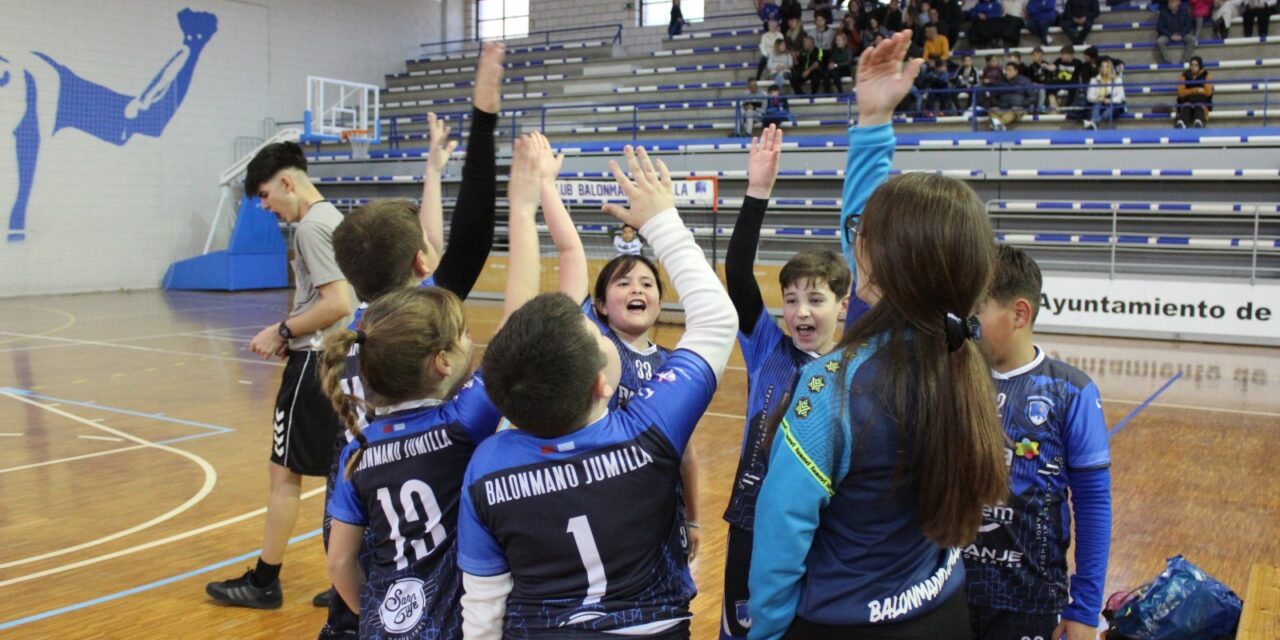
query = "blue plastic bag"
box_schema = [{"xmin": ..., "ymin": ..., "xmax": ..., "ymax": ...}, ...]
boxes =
[{"xmin": 1110, "ymin": 555, "xmax": 1243, "ymax": 640}]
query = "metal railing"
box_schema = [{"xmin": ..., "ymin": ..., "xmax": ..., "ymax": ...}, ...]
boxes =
[{"xmin": 418, "ymin": 23, "xmax": 623, "ymax": 58}]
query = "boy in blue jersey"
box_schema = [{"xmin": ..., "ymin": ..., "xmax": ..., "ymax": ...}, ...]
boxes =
[
  {"xmin": 968, "ymin": 245, "xmax": 1112, "ymax": 640},
  {"xmin": 318, "ymin": 131, "xmax": 546, "ymax": 640},
  {"xmin": 308, "ymin": 42, "xmax": 506, "ymax": 637},
  {"xmin": 457, "ymin": 146, "xmax": 737, "ymax": 638},
  {"xmin": 719, "ymin": 124, "xmax": 854, "ymax": 640}
]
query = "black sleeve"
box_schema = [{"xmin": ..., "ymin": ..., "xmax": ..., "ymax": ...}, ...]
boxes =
[
  {"xmin": 725, "ymin": 195, "xmax": 770, "ymax": 335},
  {"xmin": 432, "ymin": 107, "xmax": 498, "ymax": 301}
]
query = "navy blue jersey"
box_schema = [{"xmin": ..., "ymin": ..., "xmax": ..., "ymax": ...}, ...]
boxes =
[
  {"xmin": 583, "ymin": 297, "xmax": 671, "ymax": 410},
  {"xmin": 965, "ymin": 347, "xmax": 1111, "ymax": 615},
  {"xmin": 458, "ymin": 350, "xmax": 717, "ymax": 637},
  {"xmin": 723, "ymin": 310, "xmax": 817, "ymax": 531},
  {"xmin": 328, "ymin": 371, "xmax": 502, "ymax": 639}
]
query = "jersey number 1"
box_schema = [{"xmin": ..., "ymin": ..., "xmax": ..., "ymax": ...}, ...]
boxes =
[
  {"xmin": 376, "ymin": 480, "xmax": 447, "ymax": 571},
  {"xmin": 566, "ymin": 515, "xmax": 608, "ymax": 605}
]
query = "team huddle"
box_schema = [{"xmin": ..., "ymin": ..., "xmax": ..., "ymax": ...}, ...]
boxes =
[{"xmin": 206, "ymin": 33, "xmax": 1112, "ymax": 640}]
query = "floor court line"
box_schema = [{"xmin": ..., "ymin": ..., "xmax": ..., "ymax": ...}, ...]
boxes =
[
  {"xmin": 0, "ymin": 324, "xmax": 269, "ymax": 354},
  {"xmin": 0, "ymin": 394, "xmax": 218, "ymax": 571},
  {"xmin": 1110, "ymin": 372, "xmax": 1184, "ymax": 438},
  {"xmin": 0, "ymin": 486, "xmax": 326, "ymax": 588},
  {"xmin": 0, "ymin": 305, "xmax": 77, "ymax": 346},
  {"xmin": 0, "ymin": 528, "xmax": 323, "ymax": 632},
  {"xmin": 0, "ymin": 429, "xmax": 230, "ymax": 475},
  {"xmin": 1, "ymin": 388, "xmax": 236, "ymax": 434},
  {"xmin": 0, "ymin": 331, "xmax": 284, "ymax": 367}
]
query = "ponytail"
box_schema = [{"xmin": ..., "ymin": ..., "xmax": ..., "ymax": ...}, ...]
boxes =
[{"xmin": 319, "ymin": 328, "xmax": 370, "ymax": 479}]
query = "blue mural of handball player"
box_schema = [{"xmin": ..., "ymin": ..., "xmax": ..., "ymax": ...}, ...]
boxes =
[{"xmin": 1, "ymin": 8, "xmax": 217, "ymax": 241}]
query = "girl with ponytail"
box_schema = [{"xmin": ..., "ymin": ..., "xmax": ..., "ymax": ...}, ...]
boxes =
[
  {"xmin": 748, "ymin": 32, "xmax": 1008, "ymax": 640},
  {"xmin": 316, "ymin": 132, "xmax": 546, "ymax": 640}
]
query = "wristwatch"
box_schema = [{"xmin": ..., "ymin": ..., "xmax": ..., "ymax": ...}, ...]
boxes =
[{"xmin": 277, "ymin": 320, "xmax": 293, "ymax": 340}]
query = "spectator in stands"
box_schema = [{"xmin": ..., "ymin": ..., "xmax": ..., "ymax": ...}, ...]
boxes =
[
  {"xmin": 923, "ymin": 23, "xmax": 951, "ymax": 62},
  {"xmin": 1176, "ymin": 55, "xmax": 1213, "ymax": 127},
  {"xmin": 781, "ymin": 0, "xmax": 804, "ymax": 24},
  {"xmin": 813, "ymin": 13, "xmax": 836, "ymax": 49},
  {"xmin": 614, "ymin": 224, "xmax": 645, "ymax": 256},
  {"xmin": 1085, "ymin": 58, "xmax": 1125, "ymax": 129},
  {"xmin": 1009, "ymin": 50, "xmax": 1027, "ymax": 75},
  {"xmin": 736, "ymin": 78, "xmax": 767, "ymax": 136},
  {"xmin": 953, "ymin": 53, "xmax": 981, "ymax": 109},
  {"xmin": 903, "ymin": 10, "xmax": 928, "ymax": 55},
  {"xmin": 969, "ymin": 0, "xmax": 1007, "ymax": 47},
  {"xmin": 929, "ymin": 5, "xmax": 952, "ymax": 41},
  {"xmin": 878, "ymin": 1, "xmax": 906, "ymax": 31},
  {"xmin": 1026, "ymin": 0, "xmax": 1059, "ymax": 45},
  {"xmin": 760, "ymin": 0, "xmax": 783, "ymax": 29},
  {"xmin": 792, "ymin": 35, "xmax": 827, "ymax": 93},
  {"xmin": 1190, "ymin": 0, "xmax": 1214, "ymax": 36},
  {"xmin": 757, "ymin": 19, "xmax": 784, "ymax": 80},
  {"xmin": 1046, "ymin": 45, "xmax": 1081, "ymax": 111},
  {"xmin": 1078, "ymin": 45, "xmax": 1100, "ymax": 85},
  {"xmin": 1000, "ymin": 0, "xmax": 1028, "ymax": 46},
  {"xmin": 991, "ymin": 61, "xmax": 1036, "ymax": 129},
  {"xmin": 811, "ymin": 0, "xmax": 836, "ymax": 23},
  {"xmin": 1242, "ymin": 0, "xmax": 1276, "ymax": 37},
  {"xmin": 668, "ymin": 0, "xmax": 689, "ymax": 38},
  {"xmin": 784, "ymin": 16, "xmax": 808, "ymax": 59},
  {"xmin": 936, "ymin": 0, "xmax": 966, "ymax": 45},
  {"xmin": 768, "ymin": 39, "xmax": 794, "ymax": 88},
  {"xmin": 1212, "ymin": 0, "xmax": 1242, "ymax": 37},
  {"xmin": 1027, "ymin": 46, "xmax": 1055, "ymax": 111},
  {"xmin": 981, "ymin": 54, "xmax": 1005, "ymax": 107},
  {"xmin": 922, "ymin": 57, "xmax": 956, "ymax": 114},
  {"xmin": 762, "ymin": 85, "xmax": 796, "ymax": 127},
  {"xmin": 1156, "ymin": 0, "xmax": 1198, "ymax": 64},
  {"xmin": 862, "ymin": 16, "xmax": 892, "ymax": 47},
  {"xmin": 839, "ymin": 13, "xmax": 864, "ymax": 53},
  {"xmin": 1062, "ymin": 0, "xmax": 1101, "ymax": 44},
  {"xmin": 827, "ymin": 31, "xmax": 857, "ymax": 92}
]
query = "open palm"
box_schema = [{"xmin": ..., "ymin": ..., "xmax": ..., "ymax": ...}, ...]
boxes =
[
  {"xmin": 855, "ymin": 31, "xmax": 924, "ymax": 126},
  {"xmin": 746, "ymin": 125, "xmax": 784, "ymax": 199}
]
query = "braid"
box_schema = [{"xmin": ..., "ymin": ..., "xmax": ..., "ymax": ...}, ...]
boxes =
[{"xmin": 318, "ymin": 328, "xmax": 367, "ymax": 478}]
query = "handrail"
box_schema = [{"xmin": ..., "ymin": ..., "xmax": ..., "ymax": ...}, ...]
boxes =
[{"xmin": 420, "ymin": 23, "xmax": 623, "ymax": 54}]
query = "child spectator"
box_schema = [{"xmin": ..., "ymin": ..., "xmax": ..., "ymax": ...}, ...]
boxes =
[
  {"xmin": 613, "ymin": 223, "xmax": 645, "ymax": 255},
  {"xmin": 923, "ymin": 57, "xmax": 956, "ymax": 115},
  {"xmin": 757, "ymin": 19, "xmax": 784, "ymax": 80},
  {"xmin": 981, "ymin": 54, "xmax": 1004, "ymax": 107},
  {"xmin": 762, "ymin": 85, "xmax": 796, "ymax": 128},
  {"xmin": 737, "ymin": 78, "xmax": 768, "ymax": 136},
  {"xmin": 953, "ymin": 54, "xmax": 981, "ymax": 110},
  {"xmin": 1156, "ymin": 0, "xmax": 1198, "ymax": 64},
  {"xmin": 812, "ymin": 12, "xmax": 835, "ymax": 49},
  {"xmin": 1027, "ymin": 47, "xmax": 1055, "ymax": 112},
  {"xmin": 1176, "ymin": 55, "xmax": 1213, "ymax": 127},
  {"xmin": 1085, "ymin": 58, "xmax": 1125, "ymax": 129},
  {"xmin": 1048, "ymin": 44, "xmax": 1082, "ymax": 112},
  {"xmin": 768, "ymin": 39, "xmax": 793, "ymax": 89}
]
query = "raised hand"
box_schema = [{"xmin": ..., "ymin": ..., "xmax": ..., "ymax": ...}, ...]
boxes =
[
  {"xmin": 602, "ymin": 146, "xmax": 676, "ymax": 230},
  {"xmin": 425, "ymin": 112, "xmax": 458, "ymax": 174},
  {"xmin": 474, "ymin": 42, "xmax": 506, "ymax": 114},
  {"xmin": 746, "ymin": 125, "xmax": 784, "ymax": 200},
  {"xmin": 528, "ymin": 131, "xmax": 565, "ymax": 185},
  {"xmin": 854, "ymin": 30, "xmax": 924, "ymax": 127},
  {"xmin": 506, "ymin": 135, "xmax": 542, "ymax": 216}
]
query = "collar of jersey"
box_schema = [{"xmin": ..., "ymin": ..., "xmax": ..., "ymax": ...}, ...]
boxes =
[
  {"xmin": 991, "ymin": 345, "xmax": 1045, "ymax": 380},
  {"xmin": 375, "ymin": 397, "xmax": 444, "ymax": 416},
  {"xmin": 788, "ymin": 336, "xmax": 823, "ymax": 360},
  {"xmin": 620, "ymin": 339, "xmax": 659, "ymax": 356}
]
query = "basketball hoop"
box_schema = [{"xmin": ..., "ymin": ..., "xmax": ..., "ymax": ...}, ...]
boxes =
[{"xmin": 341, "ymin": 129, "xmax": 371, "ymax": 160}]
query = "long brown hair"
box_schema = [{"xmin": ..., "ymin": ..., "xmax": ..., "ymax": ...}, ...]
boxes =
[
  {"xmin": 842, "ymin": 173, "xmax": 1007, "ymax": 548},
  {"xmin": 319, "ymin": 287, "xmax": 466, "ymax": 477}
]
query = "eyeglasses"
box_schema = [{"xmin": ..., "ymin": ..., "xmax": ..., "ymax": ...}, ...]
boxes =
[{"xmin": 843, "ymin": 215, "xmax": 861, "ymax": 244}]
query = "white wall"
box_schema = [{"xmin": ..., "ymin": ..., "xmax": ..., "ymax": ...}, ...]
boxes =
[{"xmin": 0, "ymin": 0, "xmax": 462, "ymax": 297}]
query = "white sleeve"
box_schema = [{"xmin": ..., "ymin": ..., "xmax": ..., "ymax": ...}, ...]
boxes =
[
  {"xmin": 1113, "ymin": 83, "xmax": 1125, "ymax": 103},
  {"xmin": 462, "ymin": 572, "xmax": 513, "ymax": 640},
  {"xmin": 639, "ymin": 208, "xmax": 736, "ymax": 380}
]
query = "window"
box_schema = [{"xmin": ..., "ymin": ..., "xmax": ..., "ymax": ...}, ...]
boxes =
[
  {"xmin": 477, "ymin": 0, "xmax": 529, "ymax": 40},
  {"xmin": 641, "ymin": 0, "xmax": 704, "ymax": 27}
]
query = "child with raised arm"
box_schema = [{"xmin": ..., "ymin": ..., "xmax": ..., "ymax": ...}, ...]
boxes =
[
  {"xmin": 968, "ymin": 245, "xmax": 1112, "ymax": 640},
  {"xmin": 457, "ymin": 146, "xmax": 736, "ymax": 638},
  {"xmin": 719, "ymin": 125, "xmax": 854, "ymax": 640},
  {"xmin": 319, "ymin": 132, "xmax": 544, "ymax": 640}
]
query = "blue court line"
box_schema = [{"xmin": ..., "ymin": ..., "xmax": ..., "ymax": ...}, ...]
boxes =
[
  {"xmin": 1109, "ymin": 371, "xmax": 1183, "ymax": 439},
  {"xmin": 0, "ymin": 528, "xmax": 323, "ymax": 631},
  {"xmin": 0, "ymin": 388, "xmax": 234, "ymax": 434}
]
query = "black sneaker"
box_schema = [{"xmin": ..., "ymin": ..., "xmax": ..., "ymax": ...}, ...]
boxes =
[
  {"xmin": 313, "ymin": 589, "xmax": 333, "ymax": 608},
  {"xmin": 206, "ymin": 569, "xmax": 283, "ymax": 609}
]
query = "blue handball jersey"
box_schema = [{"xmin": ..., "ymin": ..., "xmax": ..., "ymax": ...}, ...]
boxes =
[
  {"xmin": 723, "ymin": 310, "xmax": 818, "ymax": 531},
  {"xmin": 458, "ymin": 350, "xmax": 718, "ymax": 637},
  {"xmin": 328, "ymin": 371, "xmax": 502, "ymax": 639},
  {"xmin": 582, "ymin": 297, "xmax": 671, "ymax": 410},
  {"xmin": 964, "ymin": 347, "xmax": 1111, "ymax": 615}
]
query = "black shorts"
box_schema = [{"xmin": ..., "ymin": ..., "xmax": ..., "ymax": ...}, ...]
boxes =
[
  {"xmin": 784, "ymin": 589, "xmax": 969, "ymax": 640},
  {"xmin": 969, "ymin": 605, "xmax": 1059, "ymax": 640},
  {"xmin": 270, "ymin": 350, "xmax": 344, "ymax": 476},
  {"xmin": 720, "ymin": 524, "xmax": 754, "ymax": 639}
]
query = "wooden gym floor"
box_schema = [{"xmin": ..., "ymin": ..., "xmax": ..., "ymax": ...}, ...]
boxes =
[{"xmin": 0, "ymin": 289, "xmax": 1277, "ymax": 639}]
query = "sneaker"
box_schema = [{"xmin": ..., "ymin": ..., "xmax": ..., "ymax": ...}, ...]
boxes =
[
  {"xmin": 1176, "ymin": 120, "xmax": 1186, "ymax": 128},
  {"xmin": 313, "ymin": 589, "xmax": 333, "ymax": 608},
  {"xmin": 206, "ymin": 569, "xmax": 283, "ymax": 609},
  {"xmin": 1083, "ymin": 120, "xmax": 1097, "ymax": 130},
  {"xmin": 1193, "ymin": 119, "xmax": 1204, "ymax": 128}
]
